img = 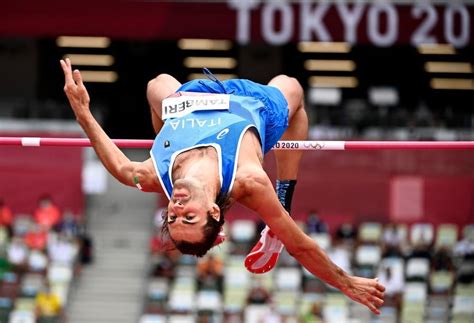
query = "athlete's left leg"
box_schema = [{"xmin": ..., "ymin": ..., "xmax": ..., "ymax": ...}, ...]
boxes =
[
  {"xmin": 147, "ymin": 74, "xmax": 182, "ymax": 134},
  {"xmin": 269, "ymin": 74, "xmax": 308, "ymax": 179}
]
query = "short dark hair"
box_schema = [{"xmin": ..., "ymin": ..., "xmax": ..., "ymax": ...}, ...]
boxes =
[{"xmin": 161, "ymin": 194, "xmax": 231, "ymax": 257}]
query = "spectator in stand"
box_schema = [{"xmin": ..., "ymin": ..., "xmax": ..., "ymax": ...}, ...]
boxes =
[
  {"xmin": 0, "ymin": 226, "xmax": 8, "ymax": 251},
  {"xmin": 453, "ymin": 233, "xmax": 474, "ymax": 283},
  {"xmin": 35, "ymin": 283, "xmax": 62, "ymax": 323},
  {"xmin": 454, "ymin": 233, "xmax": 474, "ymax": 259},
  {"xmin": 28, "ymin": 250, "xmax": 48, "ymax": 273},
  {"xmin": 336, "ymin": 223, "xmax": 357, "ymax": 243},
  {"xmin": 377, "ymin": 265, "xmax": 404, "ymax": 308},
  {"xmin": 24, "ymin": 224, "xmax": 48, "ymax": 251},
  {"xmin": 432, "ymin": 246, "xmax": 454, "ymax": 271},
  {"xmin": 48, "ymin": 233, "xmax": 76, "ymax": 266},
  {"xmin": 382, "ymin": 223, "xmax": 403, "ymax": 258},
  {"xmin": 151, "ymin": 252, "xmax": 176, "ymax": 279},
  {"xmin": 306, "ymin": 210, "xmax": 328, "ymax": 234},
  {"xmin": 247, "ymin": 279, "xmax": 271, "ymax": 305},
  {"xmin": 408, "ymin": 242, "xmax": 432, "ymax": 261},
  {"xmin": 78, "ymin": 229, "xmax": 93, "ymax": 265},
  {"xmin": 197, "ymin": 312, "xmax": 215, "ymax": 323},
  {"xmin": 260, "ymin": 305, "xmax": 281, "ymax": 323},
  {"xmin": 34, "ymin": 195, "xmax": 61, "ymax": 230},
  {"xmin": 197, "ymin": 254, "xmax": 224, "ymax": 292},
  {"xmin": 328, "ymin": 240, "xmax": 351, "ymax": 273},
  {"xmin": 300, "ymin": 301, "xmax": 323, "ymax": 323},
  {"xmin": 7, "ymin": 237, "xmax": 28, "ymax": 272},
  {"xmin": 56, "ymin": 210, "xmax": 79, "ymax": 238},
  {"xmin": 0, "ymin": 199, "xmax": 13, "ymax": 237}
]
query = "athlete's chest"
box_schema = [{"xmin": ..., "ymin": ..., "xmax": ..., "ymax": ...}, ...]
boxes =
[{"xmin": 171, "ymin": 146, "xmax": 218, "ymax": 179}]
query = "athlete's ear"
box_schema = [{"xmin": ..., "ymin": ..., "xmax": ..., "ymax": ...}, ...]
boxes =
[{"xmin": 210, "ymin": 203, "xmax": 220, "ymax": 222}]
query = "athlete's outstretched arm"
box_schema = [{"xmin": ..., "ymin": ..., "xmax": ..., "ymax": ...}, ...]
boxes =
[
  {"xmin": 60, "ymin": 59, "xmax": 162, "ymax": 193},
  {"xmin": 239, "ymin": 169, "xmax": 385, "ymax": 315}
]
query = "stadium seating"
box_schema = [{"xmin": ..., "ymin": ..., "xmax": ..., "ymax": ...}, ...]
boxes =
[
  {"xmin": 140, "ymin": 220, "xmax": 474, "ymax": 322},
  {"xmin": 0, "ymin": 198, "xmax": 83, "ymax": 323}
]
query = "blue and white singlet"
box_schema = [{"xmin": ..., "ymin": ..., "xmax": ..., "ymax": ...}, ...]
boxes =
[{"xmin": 150, "ymin": 78, "xmax": 289, "ymax": 200}]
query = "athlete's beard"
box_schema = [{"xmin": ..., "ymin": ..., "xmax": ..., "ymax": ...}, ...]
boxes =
[{"xmin": 171, "ymin": 178, "xmax": 211, "ymax": 208}]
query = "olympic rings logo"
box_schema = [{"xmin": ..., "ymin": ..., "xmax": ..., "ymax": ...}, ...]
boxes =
[
  {"xmin": 304, "ymin": 142, "xmax": 326, "ymax": 150},
  {"xmin": 273, "ymin": 142, "xmax": 327, "ymax": 149}
]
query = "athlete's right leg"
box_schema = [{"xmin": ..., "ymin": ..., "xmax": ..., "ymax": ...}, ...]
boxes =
[
  {"xmin": 245, "ymin": 76, "xmax": 308, "ymax": 274},
  {"xmin": 147, "ymin": 74, "xmax": 182, "ymax": 134}
]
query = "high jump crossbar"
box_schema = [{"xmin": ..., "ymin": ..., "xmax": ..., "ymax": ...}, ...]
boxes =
[{"xmin": 0, "ymin": 137, "xmax": 473, "ymax": 150}]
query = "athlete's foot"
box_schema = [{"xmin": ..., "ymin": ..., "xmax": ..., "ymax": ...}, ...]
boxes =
[{"xmin": 244, "ymin": 226, "xmax": 284, "ymax": 274}]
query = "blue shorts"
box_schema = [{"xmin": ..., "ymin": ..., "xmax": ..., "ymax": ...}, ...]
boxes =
[{"xmin": 177, "ymin": 78, "xmax": 289, "ymax": 154}]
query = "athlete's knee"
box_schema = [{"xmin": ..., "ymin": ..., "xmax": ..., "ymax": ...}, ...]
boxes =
[
  {"xmin": 282, "ymin": 75, "xmax": 304, "ymax": 103},
  {"xmin": 147, "ymin": 74, "xmax": 175, "ymax": 93},
  {"xmin": 269, "ymin": 75, "xmax": 304, "ymax": 110},
  {"xmin": 147, "ymin": 74, "xmax": 181, "ymax": 108}
]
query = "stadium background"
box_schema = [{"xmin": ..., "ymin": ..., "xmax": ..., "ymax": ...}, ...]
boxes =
[{"xmin": 0, "ymin": 0, "xmax": 473, "ymax": 322}]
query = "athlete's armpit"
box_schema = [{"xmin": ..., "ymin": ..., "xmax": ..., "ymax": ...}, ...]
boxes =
[{"xmin": 131, "ymin": 159, "xmax": 163, "ymax": 193}]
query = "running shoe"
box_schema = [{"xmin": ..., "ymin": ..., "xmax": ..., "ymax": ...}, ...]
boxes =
[{"xmin": 244, "ymin": 226, "xmax": 283, "ymax": 274}]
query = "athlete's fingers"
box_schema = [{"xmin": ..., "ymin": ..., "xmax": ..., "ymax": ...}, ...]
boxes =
[
  {"xmin": 375, "ymin": 281, "xmax": 386, "ymax": 292},
  {"xmin": 372, "ymin": 288, "xmax": 384, "ymax": 299},
  {"xmin": 65, "ymin": 58, "xmax": 74, "ymax": 83},
  {"xmin": 73, "ymin": 69, "xmax": 84, "ymax": 87},
  {"xmin": 366, "ymin": 299, "xmax": 381, "ymax": 315},
  {"xmin": 60, "ymin": 59, "xmax": 74, "ymax": 87},
  {"xmin": 371, "ymin": 295, "xmax": 384, "ymax": 307}
]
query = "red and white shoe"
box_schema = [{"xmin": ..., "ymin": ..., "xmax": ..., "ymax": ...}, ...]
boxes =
[{"xmin": 244, "ymin": 226, "xmax": 284, "ymax": 274}]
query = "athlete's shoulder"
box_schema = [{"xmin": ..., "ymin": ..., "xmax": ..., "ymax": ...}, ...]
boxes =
[{"xmin": 232, "ymin": 164, "xmax": 269, "ymax": 200}]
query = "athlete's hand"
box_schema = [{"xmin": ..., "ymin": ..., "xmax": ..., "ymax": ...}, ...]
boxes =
[
  {"xmin": 341, "ymin": 276, "xmax": 385, "ymax": 315},
  {"xmin": 60, "ymin": 58, "xmax": 91, "ymax": 120}
]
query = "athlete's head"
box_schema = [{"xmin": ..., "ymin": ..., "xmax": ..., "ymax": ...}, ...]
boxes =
[{"xmin": 161, "ymin": 178, "xmax": 229, "ymax": 257}]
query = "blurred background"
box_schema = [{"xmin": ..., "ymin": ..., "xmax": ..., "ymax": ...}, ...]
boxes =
[{"xmin": 0, "ymin": 0, "xmax": 473, "ymax": 322}]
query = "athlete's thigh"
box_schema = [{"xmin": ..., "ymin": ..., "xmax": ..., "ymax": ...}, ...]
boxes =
[
  {"xmin": 267, "ymin": 75, "xmax": 304, "ymax": 119},
  {"xmin": 147, "ymin": 74, "xmax": 182, "ymax": 119}
]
